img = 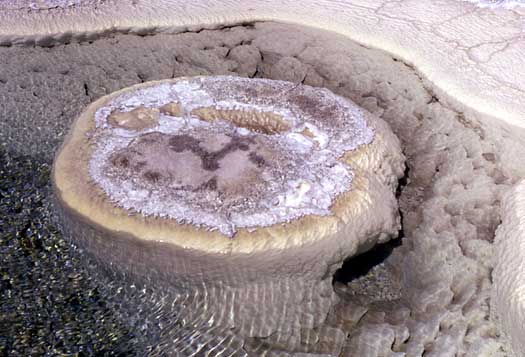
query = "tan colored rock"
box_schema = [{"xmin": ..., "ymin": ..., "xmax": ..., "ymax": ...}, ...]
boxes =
[
  {"xmin": 159, "ymin": 102, "xmax": 183, "ymax": 117},
  {"xmin": 191, "ymin": 106, "xmax": 290, "ymax": 134},
  {"xmin": 107, "ymin": 106, "xmax": 160, "ymax": 130}
]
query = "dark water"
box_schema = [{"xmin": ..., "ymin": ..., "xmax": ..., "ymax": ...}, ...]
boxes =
[{"xmin": 0, "ymin": 151, "xmax": 145, "ymax": 355}]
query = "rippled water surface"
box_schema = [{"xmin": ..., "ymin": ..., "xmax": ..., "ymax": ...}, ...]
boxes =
[{"xmin": 0, "ymin": 150, "xmax": 160, "ymax": 355}]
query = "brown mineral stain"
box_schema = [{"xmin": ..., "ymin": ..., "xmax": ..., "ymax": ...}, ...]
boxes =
[
  {"xmin": 143, "ymin": 170, "xmax": 162, "ymax": 183},
  {"xmin": 192, "ymin": 107, "xmax": 290, "ymax": 135},
  {"xmin": 289, "ymin": 93, "xmax": 338, "ymax": 122},
  {"xmin": 169, "ymin": 134, "xmax": 254, "ymax": 172},
  {"xmin": 105, "ymin": 130, "xmax": 274, "ymax": 204},
  {"xmin": 159, "ymin": 102, "xmax": 183, "ymax": 117},
  {"xmin": 248, "ymin": 151, "xmax": 266, "ymax": 168},
  {"xmin": 107, "ymin": 106, "xmax": 160, "ymax": 130}
]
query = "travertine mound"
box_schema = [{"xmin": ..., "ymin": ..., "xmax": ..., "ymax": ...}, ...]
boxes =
[
  {"xmin": 87, "ymin": 76, "xmax": 377, "ymax": 237},
  {"xmin": 52, "ymin": 75, "xmax": 404, "ymax": 352}
]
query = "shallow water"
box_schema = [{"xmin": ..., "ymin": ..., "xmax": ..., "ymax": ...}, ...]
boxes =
[{"xmin": 0, "ymin": 150, "xmax": 145, "ymax": 355}]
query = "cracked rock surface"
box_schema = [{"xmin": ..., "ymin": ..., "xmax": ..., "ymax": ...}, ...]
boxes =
[{"xmin": 2, "ymin": 22, "xmax": 525, "ymax": 355}]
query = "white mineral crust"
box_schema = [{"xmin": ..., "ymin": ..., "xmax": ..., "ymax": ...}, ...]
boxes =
[{"xmin": 88, "ymin": 76, "xmax": 374, "ymax": 236}]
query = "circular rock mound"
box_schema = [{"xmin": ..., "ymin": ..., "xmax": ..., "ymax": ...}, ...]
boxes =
[{"xmin": 52, "ymin": 75, "xmax": 405, "ymax": 352}]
